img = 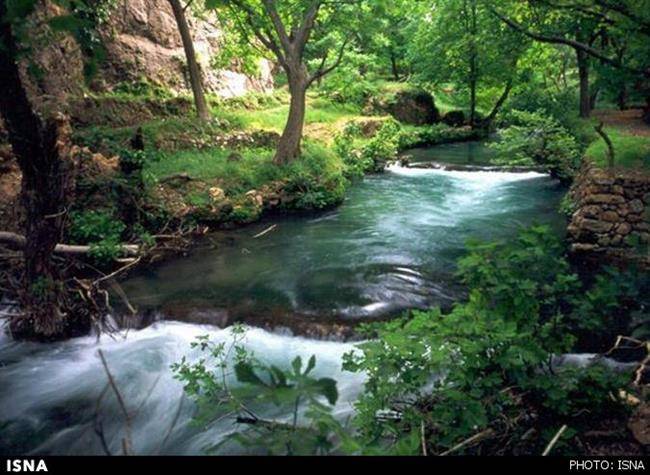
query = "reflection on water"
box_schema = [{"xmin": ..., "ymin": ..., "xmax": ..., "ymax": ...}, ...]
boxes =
[{"xmin": 401, "ymin": 140, "xmax": 496, "ymax": 165}]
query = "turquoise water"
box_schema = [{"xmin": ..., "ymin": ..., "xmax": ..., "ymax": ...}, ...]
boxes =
[
  {"xmin": 120, "ymin": 165, "xmax": 565, "ymax": 324},
  {"xmin": 401, "ymin": 141, "xmax": 496, "ymax": 165},
  {"xmin": 0, "ymin": 153, "xmax": 566, "ymax": 455}
]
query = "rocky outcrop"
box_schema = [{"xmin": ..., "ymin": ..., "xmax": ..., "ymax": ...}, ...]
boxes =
[
  {"xmin": 442, "ymin": 110, "xmax": 466, "ymax": 127},
  {"xmin": 567, "ymin": 164, "xmax": 650, "ymax": 266},
  {"xmin": 369, "ymin": 88, "xmax": 440, "ymax": 125},
  {"xmin": 96, "ymin": 0, "xmax": 273, "ymax": 97}
]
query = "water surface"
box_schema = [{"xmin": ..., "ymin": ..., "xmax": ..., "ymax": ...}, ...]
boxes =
[{"xmin": 122, "ymin": 165, "xmax": 565, "ymax": 323}]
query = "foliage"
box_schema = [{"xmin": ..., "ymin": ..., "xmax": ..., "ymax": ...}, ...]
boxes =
[
  {"xmin": 343, "ymin": 225, "xmax": 638, "ymax": 454},
  {"xmin": 174, "ymin": 226, "xmax": 643, "ymax": 455},
  {"xmin": 172, "ymin": 326, "xmax": 346, "ymax": 455},
  {"xmin": 491, "ymin": 110, "xmax": 581, "ymax": 181},
  {"xmin": 69, "ymin": 209, "xmax": 126, "ymax": 263},
  {"xmin": 334, "ymin": 119, "xmax": 401, "ymax": 176}
]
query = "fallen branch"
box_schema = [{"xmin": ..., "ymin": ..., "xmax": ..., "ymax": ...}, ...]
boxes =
[
  {"xmin": 542, "ymin": 424, "xmax": 568, "ymax": 456},
  {"xmin": 0, "ymin": 232, "xmax": 139, "ymax": 257},
  {"xmin": 440, "ymin": 428, "xmax": 495, "ymax": 456},
  {"xmin": 253, "ymin": 224, "xmax": 278, "ymax": 239},
  {"xmin": 98, "ymin": 349, "xmax": 133, "ymax": 455}
]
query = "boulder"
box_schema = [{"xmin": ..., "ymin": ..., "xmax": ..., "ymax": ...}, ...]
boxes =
[
  {"xmin": 386, "ymin": 89, "xmax": 440, "ymax": 125},
  {"xmin": 442, "ymin": 110, "xmax": 466, "ymax": 127}
]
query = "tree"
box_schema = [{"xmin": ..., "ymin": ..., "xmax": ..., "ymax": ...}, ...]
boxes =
[
  {"xmin": 410, "ymin": 0, "xmax": 525, "ymax": 128},
  {"xmin": 206, "ymin": 0, "xmax": 362, "ymax": 164},
  {"xmin": 168, "ymin": 0, "xmax": 211, "ymax": 121},
  {"xmin": 490, "ymin": 0, "xmax": 650, "ymax": 119},
  {"xmin": 0, "ymin": 0, "xmax": 75, "ymax": 339}
]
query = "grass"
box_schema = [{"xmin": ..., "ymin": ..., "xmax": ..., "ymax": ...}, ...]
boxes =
[
  {"xmin": 145, "ymin": 147, "xmax": 280, "ymax": 195},
  {"xmin": 586, "ymin": 128, "xmax": 650, "ymax": 170}
]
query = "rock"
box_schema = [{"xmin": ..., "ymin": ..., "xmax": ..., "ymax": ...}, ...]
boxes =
[
  {"xmin": 582, "ymin": 219, "xmax": 613, "ymax": 234},
  {"xmin": 355, "ymin": 119, "xmax": 386, "ymax": 138},
  {"xmin": 597, "ymin": 236, "xmax": 611, "ymax": 246},
  {"xmin": 616, "ymin": 223, "xmax": 632, "ymax": 236},
  {"xmin": 209, "ymin": 187, "xmax": 226, "ymax": 202},
  {"xmin": 581, "ymin": 205, "xmax": 602, "ymax": 219},
  {"xmin": 245, "ymin": 190, "xmax": 264, "ymax": 208},
  {"xmin": 571, "ymin": 243, "xmax": 598, "ymax": 252},
  {"xmin": 630, "ymin": 199, "xmax": 645, "ymax": 214},
  {"xmin": 96, "ymin": 0, "xmax": 274, "ymax": 97},
  {"xmin": 601, "ymin": 211, "xmax": 619, "ymax": 222},
  {"xmin": 628, "ymin": 403, "xmax": 650, "ymax": 446},
  {"xmin": 442, "ymin": 110, "xmax": 466, "ymax": 127},
  {"xmin": 586, "ymin": 194, "xmax": 625, "ymax": 205},
  {"xmin": 386, "ymin": 89, "xmax": 440, "ymax": 125}
]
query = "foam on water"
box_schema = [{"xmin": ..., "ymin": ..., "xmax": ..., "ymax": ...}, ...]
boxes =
[
  {"xmin": 386, "ymin": 163, "xmax": 547, "ymax": 183},
  {"xmin": 0, "ymin": 321, "xmax": 363, "ymax": 455}
]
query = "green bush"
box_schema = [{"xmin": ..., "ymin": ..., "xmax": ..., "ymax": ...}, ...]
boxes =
[
  {"xmin": 334, "ymin": 120, "xmax": 401, "ymax": 176},
  {"xmin": 69, "ymin": 210, "xmax": 126, "ymax": 264},
  {"xmin": 174, "ymin": 226, "xmax": 645, "ymax": 455},
  {"xmin": 343, "ymin": 225, "xmax": 639, "ymax": 454},
  {"xmin": 490, "ymin": 110, "xmax": 581, "ymax": 182},
  {"xmin": 172, "ymin": 327, "xmax": 345, "ymax": 455}
]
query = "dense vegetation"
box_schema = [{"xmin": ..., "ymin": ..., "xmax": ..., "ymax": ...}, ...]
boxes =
[{"xmin": 0, "ymin": 0, "xmax": 649, "ymax": 457}]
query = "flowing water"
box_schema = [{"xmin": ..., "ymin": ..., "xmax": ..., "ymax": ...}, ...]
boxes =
[{"xmin": 0, "ymin": 148, "xmax": 566, "ymax": 455}]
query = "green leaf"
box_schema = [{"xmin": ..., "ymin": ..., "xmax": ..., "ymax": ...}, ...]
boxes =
[
  {"xmin": 234, "ymin": 362, "xmax": 266, "ymax": 387},
  {"xmin": 316, "ymin": 378, "xmax": 338, "ymax": 405},
  {"xmin": 305, "ymin": 355, "xmax": 316, "ymax": 375}
]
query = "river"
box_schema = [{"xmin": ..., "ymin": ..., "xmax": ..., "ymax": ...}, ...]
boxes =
[{"xmin": 0, "ymin": 146, "xmax": 566, "ymax": 455}]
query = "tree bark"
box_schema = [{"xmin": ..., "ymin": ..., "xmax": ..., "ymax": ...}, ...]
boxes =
[
  {"xmin": 483, "ymin": 79, "xmax": 514, "ymax": 127},
  {"xmin": 576, "ymin": 47, "xmax": 591, "ymax": 118},
  {"xmin": 0, "ymin": 3, "xmax": 75, "ymax": 339},
  {"xmin": 274, "ymin": 71, "xmax": 307, "ymax": 165},
  {"xmin": 169, "ymin": 0, "xmax": 210, "ymax": 122},
  {"xmin": 390, "ymin": 50, "xmax": 400, "ymax": 81},
  {"xmin": 468, "ymin": 0, "xmax": 478, "ymax": 128}
]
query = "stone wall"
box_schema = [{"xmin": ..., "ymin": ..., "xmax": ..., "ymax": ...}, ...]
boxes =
[
  {"xmin": 567, "ymin": 164, "xmax": 650, "ymax": 266},
  {"xmin": 96, "ymin": 0, "xmax": 274, "ymax": 98}
]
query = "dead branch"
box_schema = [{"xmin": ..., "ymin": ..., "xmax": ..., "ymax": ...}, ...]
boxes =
[
  {"xmin": 0, "ymin": 232, "xmax": 140, "ymax": 257},
  {"xmin": 440, "ymin": 428, "xmax": 495, "ymax": 456},
  {"xmin": 542, "ymin": 424, "xmax": 568, "ymax": 456},
  {"xmin": 98, "ymin": 349, "xmax": 133, "ymax": 455}
]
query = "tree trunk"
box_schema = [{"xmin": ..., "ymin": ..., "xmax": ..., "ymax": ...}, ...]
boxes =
[
  {"xmin": 576, "ymin": 48, "xmax": 591, "ymax": 118},
  {"xmin": 169, "ymin": 0, "xmax": 210, "ymax": 122},
  {"xmin": 483, "ymin": 79, "xmax": 514, "ymax": 127},
  {"xmin": 390, "ymin": 51, "xmax": 400, "ymax": 81},
  {"xmin": 468, "ymin": 0, "xmax": 478, "ymax": 128},
  {"xmin": 0, "ymin": 5, "xmax": 76, "ymax": 339},
  {"xmin": 617, "ymin": 84, "xmax": 628, "ymax": 110},
  {"xmin": 274, "ymin": 72, "xmax": 307, "ymax": 165},
  {"xmin": 469, "ymin": 75, "xmax": 477, "ymax": 128}
]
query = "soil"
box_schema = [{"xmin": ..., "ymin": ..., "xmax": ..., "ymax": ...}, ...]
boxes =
[{"xmin": 592, "ymin": 109, "xmax": 650, "ymax": 137}]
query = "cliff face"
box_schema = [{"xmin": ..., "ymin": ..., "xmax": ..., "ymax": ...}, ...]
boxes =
[{"xmin": 97, "ymin": 0, "xmax": 273, "ymax": 97}]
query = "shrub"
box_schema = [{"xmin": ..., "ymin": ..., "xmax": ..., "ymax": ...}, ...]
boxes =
[
  {"xmin": 490, "ymin": 110, "xmax": 581, "ymax": 182},
  {"xmin": 172, "ymin": 327, "xmax": 345, "ymax": 455},
  {"xmin": 343, "ymin": 226, "xmax": 638, "ymax": 454},
  {"xmin": 69, "ymin": 210, "xmax": 126, "ymax": 264},
  {"xmin": 174, "ymin": 226, "xmax": 644, "ymax": 455},
  {"xmin": 334, "ymin": 120, "xmax": 402, "ymax": 176}
]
